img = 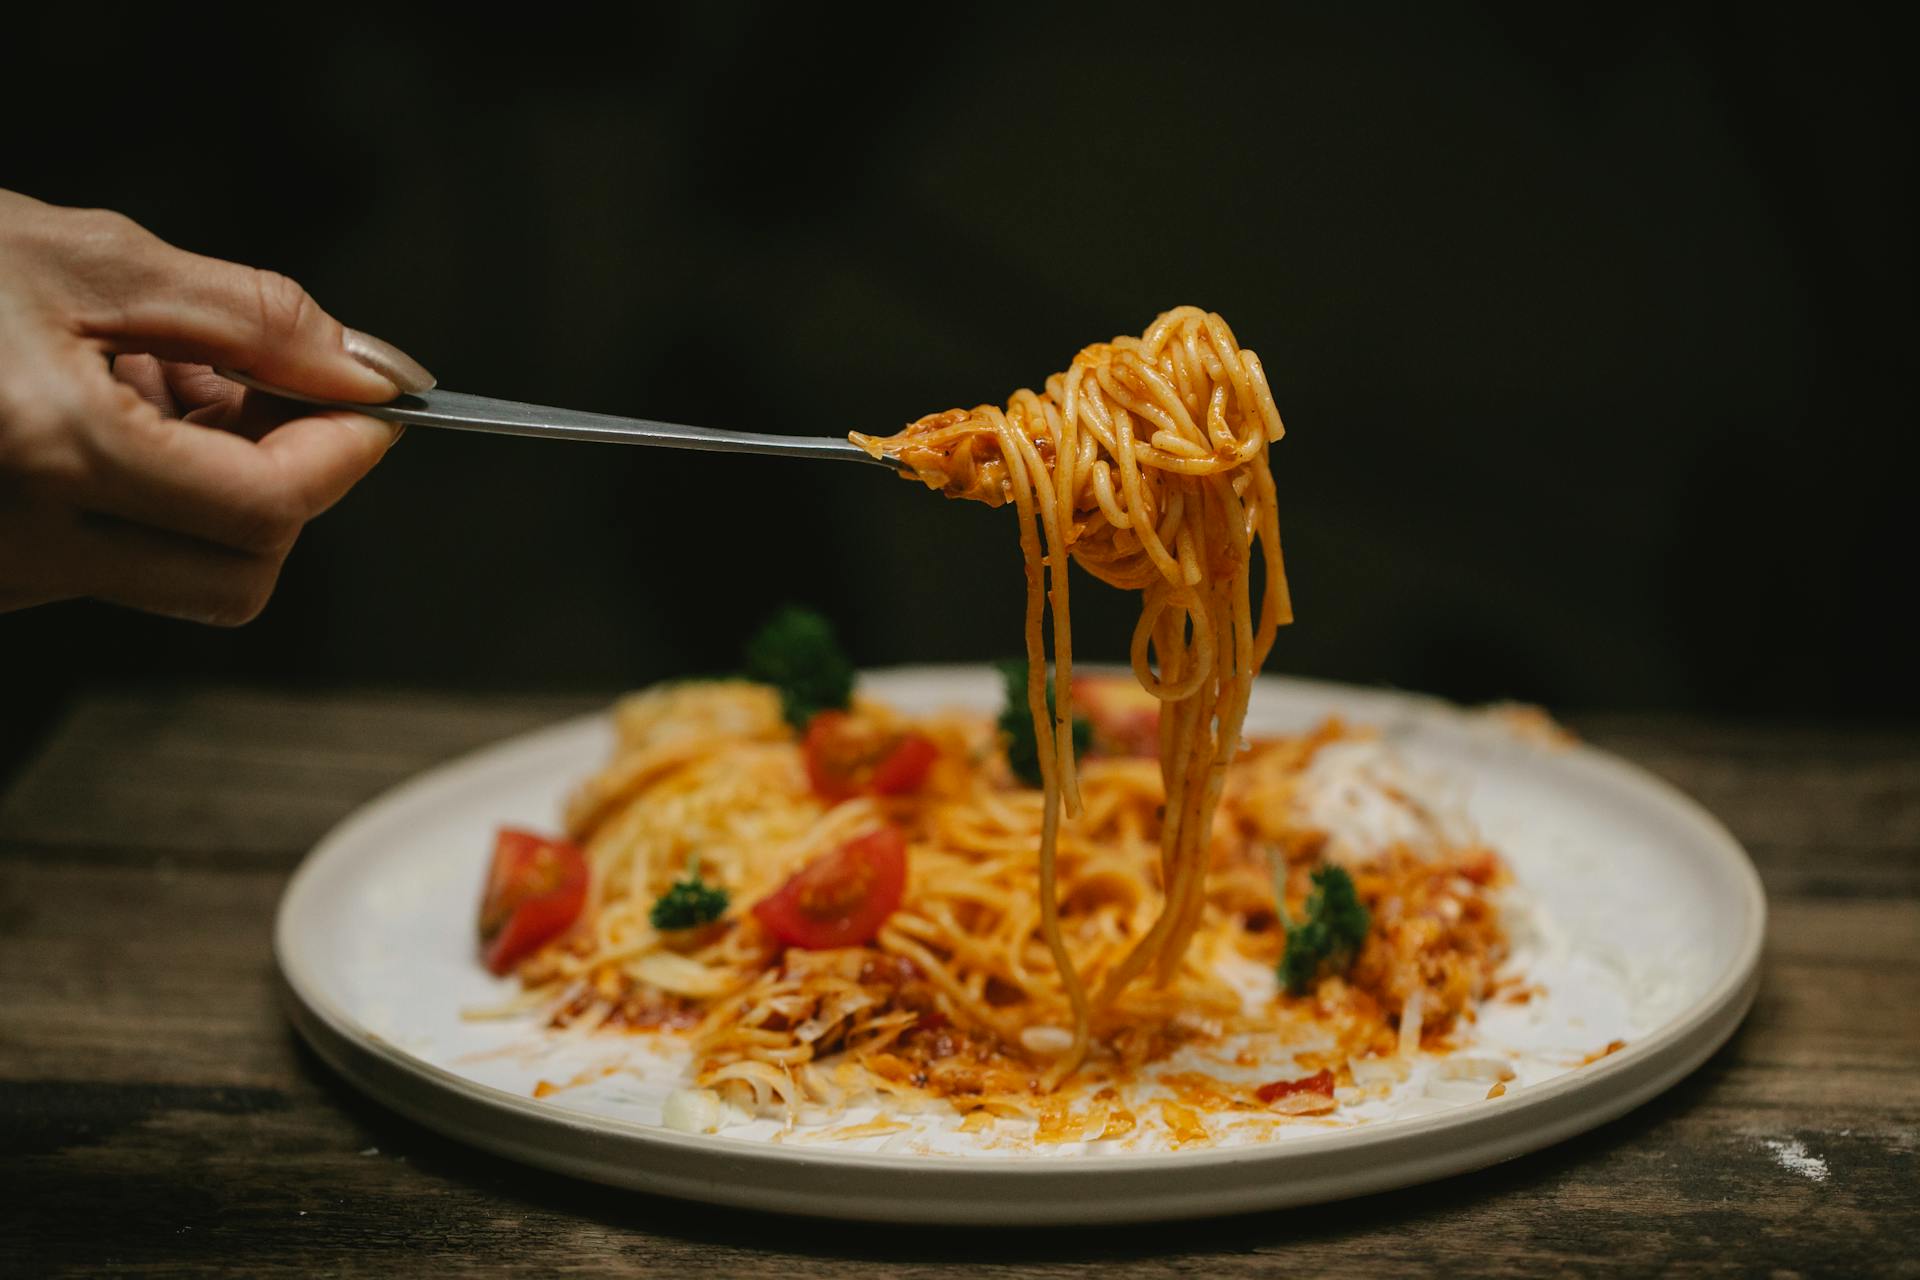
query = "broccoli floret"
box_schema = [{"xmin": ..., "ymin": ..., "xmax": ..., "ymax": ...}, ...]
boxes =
[
  {"xmin": 649, "ymin": 853, "xmax": 729, "ymax": 931},
  {"xmin": 997, "ymin": 659, "xmax": 1092, "ymax": 788},
  {"xmin": 744, "ymin": 606, "xmax": 855, "ymax": 731},
  {"xmin": 1279, "ymin": 865, "xmax": 1371, "ymax": 994}
]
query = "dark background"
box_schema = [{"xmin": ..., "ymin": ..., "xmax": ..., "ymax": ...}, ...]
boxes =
[{"xmin": 3, "ymin": 3, "xmax": 1911, "ymax": 778}]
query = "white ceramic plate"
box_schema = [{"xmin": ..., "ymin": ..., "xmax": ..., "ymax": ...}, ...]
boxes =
[{"xmin": 277, "ymin": 668, "xmax": 1763, "ymax": 1224}]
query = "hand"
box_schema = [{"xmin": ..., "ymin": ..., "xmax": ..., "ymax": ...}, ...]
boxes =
[{"xmin": 0, "ymin": 190, "xmax": 432, "ymax": 624}]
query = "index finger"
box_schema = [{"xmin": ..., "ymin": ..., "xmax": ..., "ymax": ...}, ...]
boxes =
[{"xmin": 46, "ymin": 205, "xmax": 432, "ymax": 403}]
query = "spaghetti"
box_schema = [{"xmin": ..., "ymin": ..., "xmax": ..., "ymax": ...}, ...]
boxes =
[{"xmin": 852, "ymin": 306, "xmax": 1289, "ymax": 1082}]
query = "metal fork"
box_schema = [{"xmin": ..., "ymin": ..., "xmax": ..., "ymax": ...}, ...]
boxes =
[{"xmin": 219, "ymin": 372, "xmax": 898, "ymax": 468}]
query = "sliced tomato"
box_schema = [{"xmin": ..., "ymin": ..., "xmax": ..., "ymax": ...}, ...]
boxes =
[
  {"xmin": 752, "ymin": 825, "xmax": 907, "ymax": 950},
  {"xmin": 478, "ymin": 828, "xmax": 588, "ymax": 975},
  {"xmin": 803, "ymin": 711, "xmax": 939, "ymax": 801},
  {"xmin": 1255, "ymin": 1068, "xmax": 1335, "ymax": 1104},
  {"xmin": 870, "ymin": 732, "xmax": 939, "ymax": 795},
  {"xmin": 1073, "ymin": 675, "xmax": 1161, "ymax": 758}
]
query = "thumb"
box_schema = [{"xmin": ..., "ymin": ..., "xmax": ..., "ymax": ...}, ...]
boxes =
[{"xmin": 60, "ymin": 209, "xmax": 433, "ymax": 403}]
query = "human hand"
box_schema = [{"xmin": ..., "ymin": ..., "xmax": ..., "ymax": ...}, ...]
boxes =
[{"xmin": 0, "ymin": 189, "xmax": 432, "ymax": 623}]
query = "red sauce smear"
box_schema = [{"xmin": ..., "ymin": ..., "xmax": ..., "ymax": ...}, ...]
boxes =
[{"xmin": 1256, "ymin": 1068, "xmax": 1335, "ymax": 1103}]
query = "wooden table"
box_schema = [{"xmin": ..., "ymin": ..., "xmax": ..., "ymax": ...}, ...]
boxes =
[{"xmin": 2, "ymin": 689, "xmax": 1914, "ymax": 1276}]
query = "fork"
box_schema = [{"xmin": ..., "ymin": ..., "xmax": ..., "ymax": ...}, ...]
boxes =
[{"xmin": 219, "ymin": 372, "xmax": 898, "ymax": 468}]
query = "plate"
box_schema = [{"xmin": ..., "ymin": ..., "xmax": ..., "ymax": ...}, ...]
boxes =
[{"xmin": 276, "ymin": 668, "xmax": 1763, "ymax": 1224}]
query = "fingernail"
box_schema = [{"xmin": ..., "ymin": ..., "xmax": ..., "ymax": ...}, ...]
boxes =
[{"xmin": 343, "ymin": 328, "xmax": 436, "ymax": 395}]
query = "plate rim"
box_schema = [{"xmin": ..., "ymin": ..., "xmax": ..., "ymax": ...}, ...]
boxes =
[{"xmin": 275, "ymin": 667, "xmax": 1766, "ymax": 1222}]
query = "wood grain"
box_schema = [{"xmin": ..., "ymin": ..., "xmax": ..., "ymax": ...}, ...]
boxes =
[{"xmin": 2, "ymin": 691, "xmax": 1915, "ymax": 1277}]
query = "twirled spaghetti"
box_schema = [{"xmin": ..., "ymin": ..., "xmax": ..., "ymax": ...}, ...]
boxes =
[{"xmin": 852, "ymin": 306, "xmax": 1290, "ymax": 1082}]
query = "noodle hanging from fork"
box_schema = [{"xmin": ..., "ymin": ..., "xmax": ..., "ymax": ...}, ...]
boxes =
[{"xmin": 853, "ymin": 306, "xmax": 1291, "ymax": 1084}]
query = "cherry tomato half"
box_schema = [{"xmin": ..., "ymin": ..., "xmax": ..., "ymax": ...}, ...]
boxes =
[
  {"xmin": 752, "ymin": 825, "xmax": 907, "ymax": 950},
  {"xmin": 478, "ymin": 828, "xmax": 588, "ymax": 975},
  {"xmin": 803, "ymin": 711, "xmax": 939, "ymax": 802}
]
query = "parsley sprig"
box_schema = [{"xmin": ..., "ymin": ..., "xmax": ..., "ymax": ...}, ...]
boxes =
[
  {"xmin": 743, "ymin": 606, "xmax": 856, "ymax": 731},
  {"xmin": 649, "ymin": 853, "xmax": 729, "ymax": 931},
  {"xmin": 1278, "ymin": 865, "xmax": 1371, "ymax": 994}
]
